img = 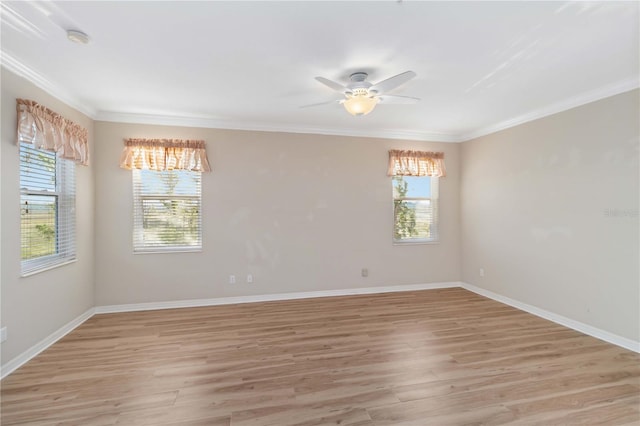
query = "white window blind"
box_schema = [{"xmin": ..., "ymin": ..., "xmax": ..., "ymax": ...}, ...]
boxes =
[
  {"xmin": 133, "ymin": 169, "xmax": 202, "ymax": 253},
  {"xmin": 393, "ymin": 175, "xmax": 438, "ymax": 243},
  {"xmin": 20, "ymin": 142, "xmax": 76, "ymax": 275}
]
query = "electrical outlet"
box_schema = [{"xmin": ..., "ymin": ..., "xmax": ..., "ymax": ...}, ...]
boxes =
[
  {"xmin": 361, "ymin": 268, "xmax": 368, "ymax": 277},
  {"xmin": 1, "ymin": 327, "xmax": 7, "ymax": 343},
  {"xmin": 247, "ymin": 274, "xmax": 253, "ymax": 283},
  {"xmin": 479, "ymin": 268, "xmax": 485, "ymax": 277},
  {"xmin": 229, "ymin": 275, "xmax": 236, "ymax": 284}
]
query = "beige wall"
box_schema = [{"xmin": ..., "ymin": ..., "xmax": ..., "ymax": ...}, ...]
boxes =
[
  {"xmin": 461, "ymin": 90, "xmax": 640, "ymax": 341},
  {"xmin": 94, "ymin": 123, "xmax": 461, "ymax": 305},
  {"xmin": 2, "ymin": 65, "xmax": 637, "ymax": 369},
  {"xmin": 1, "ymin": 69, "xmax": 95, "ymax": 363}
]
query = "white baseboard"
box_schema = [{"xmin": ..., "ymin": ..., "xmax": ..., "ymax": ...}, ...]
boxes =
[
  {"xmin": 460, "ymin": 282, "xmax": 640, "ymax": 353},
  {"xmin": 1, "ymin": 307, "xmax": 95, "ymax": 379},
  {"xmin": 1, "ymin": 282, "xmax": 458, "ymax": 379},
  {"xmin": 94, "ymin": 282, "xmax": 461, "ymax": 314},
  {"xmin": 4, "ymin": 280, "xmax": 637, "ymax": 380}
]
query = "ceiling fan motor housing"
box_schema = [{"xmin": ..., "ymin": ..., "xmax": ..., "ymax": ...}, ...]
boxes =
[
  {"xmin": 349, "ymin": 72, "xmax": 368, "ymax": 82},
  {"xmin": 347, "ymin": 72, "xmax": 373, "ymax": 96}
]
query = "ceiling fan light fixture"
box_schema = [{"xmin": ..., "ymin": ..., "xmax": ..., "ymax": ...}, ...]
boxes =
[
  {"xmin": 343, "ymin": 94, "xmax": 378, "ymax": 116},
  {"xmin": 311, "ymin": 70, "xmax": 418, "ymax": 115}
]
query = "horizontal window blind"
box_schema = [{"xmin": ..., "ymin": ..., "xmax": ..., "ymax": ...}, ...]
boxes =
[
  {"xmin": 392, "ymin": 176, "xmax": 438, "ymax": 243},
  {"xmin": 20, "ymin": 142, "xmax": 76, "ymax": 275},
  {"xmin": 394, "ymin": 199, "xmax": 434, "ymax": 240},
  {"xmin": 133, "ymin": 169, "xmax": 202, "ymax": 252}
]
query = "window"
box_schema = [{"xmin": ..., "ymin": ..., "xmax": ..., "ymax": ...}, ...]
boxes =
[
  {"xmin": 393, "ymin": 175, "xmax": 438, "ymax": 243},
  {"xmin": 20, "ymin": 142, "xmax": 76, "ymax": 275},
  {"xmin": 121, "ymin": 137, "xmax": 209, "ymax": 253},
  {"xmin": 133, "ymin": 169, "xmax": 202, "ymax": 253},
  {"xmin": 387, "ymin": 149, "xmax": 444, "ymax": 244}
]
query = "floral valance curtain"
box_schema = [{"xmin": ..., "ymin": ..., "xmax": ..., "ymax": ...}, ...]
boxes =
[
  {"xmin": 387, "ymin": 149, "xmax": 446, "ymax": 177},
  {"xmin": 16, "ymin": 99, "xmax": 89, "ymax": 166},
  {"xmin": 119, "ymin": 138, "xmax": 211, "ymax": 172}
]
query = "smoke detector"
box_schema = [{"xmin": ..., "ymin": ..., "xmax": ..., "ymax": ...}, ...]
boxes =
[{"xmin": 66, "ymin": 30, "xmax": 90, "ymax": 44}]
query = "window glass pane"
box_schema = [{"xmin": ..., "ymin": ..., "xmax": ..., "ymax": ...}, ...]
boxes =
[
  {"xmin": 133, "ymin": 169, "xmax": 202, "ymax": 252},
  {"xmin": 139, "ymin": 169, "xmax": 200, "ymax": 196},
  {"xmin": 393, "ymin": 175, "xmax": 437, "ymax": 243},
  {"xmin": 19, "ymin": 143, "xmax": 76, "ymax": 274},
  {"xmin": 20, "ymin": 143, "xmax": 56, "ymax": 192},
  {"xmin": 21, "ymin": 194, "xmax": 57, "ymax": 260},
  {"xmin": 394, "ymin": 200, "xmax": 432, "ymax": 240},
  {"xmin": 392, "ymin": 176, "xmax": 431, "ymax": 198},
  {"xmin": 140, "ymin": 199, "xmax": 201, "ymax": 247}
]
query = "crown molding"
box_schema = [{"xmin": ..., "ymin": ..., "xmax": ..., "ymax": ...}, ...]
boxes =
[
  {"xmin": 459, "ymin": 77, "xmax": 640, "ymax": 142},
  {"xmin": 94, "ymin": 110, "xmax": 463, "ymax": 143},
  {"xmin": 1, "ymin": 51, "xmax": 97, "ymax": 118},
  {"xmin": 1, "ymin": 50, "xmax": 462, "ymax": 142},
  {"xmin": 3, "ymin": 53, "xmax": 637, "ymax": 144}
]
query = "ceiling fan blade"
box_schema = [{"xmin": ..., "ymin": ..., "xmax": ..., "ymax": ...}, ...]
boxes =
[
  {"xmin": 299, "ymin": 99, "xmax": 342, "ymax": 109},
  {"xmin": 376, "ymin": 95, "xmax": 420, "ymax": 104},
  {"xmin": 369, "ymin": 71, "xmax": 417, "ymax": 95},
  {"xmin": 315, "ymin": 76, "xmax": 349, "ymax": 93}
]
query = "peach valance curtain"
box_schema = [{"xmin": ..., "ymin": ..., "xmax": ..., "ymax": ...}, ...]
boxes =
[
  {"xmin": 119, "ymin": 138, "xmax": 211, "ymax": 172},
  {"xmin": 16, "ymin": 99, "xmax": 89, "ymax": 166},
  {"xmin": 387, "ymin": 149, "xmax": 446, "ymax": 177}
]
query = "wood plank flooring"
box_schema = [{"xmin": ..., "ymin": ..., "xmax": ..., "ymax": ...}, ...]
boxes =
[{"xmin": 1, "ymin": 288, "xmax": 639, "ymax": 425}]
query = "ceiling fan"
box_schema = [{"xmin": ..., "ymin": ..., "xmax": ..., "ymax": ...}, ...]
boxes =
[{"xmin": 303, "ymin": 71, "xmax": 419, "ymax": 116}]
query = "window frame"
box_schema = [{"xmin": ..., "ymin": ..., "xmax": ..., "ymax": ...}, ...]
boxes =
[
  {"xmin": 392, "ymin": 175, "xmax": 439, "ymax": 245},
  {"xmin": 20, "ymin": 142, "xmax": 76, "ymax": 276},
  {"xmin": 132, "ymin": 169, "xmax": 203, "ymax": 254}
]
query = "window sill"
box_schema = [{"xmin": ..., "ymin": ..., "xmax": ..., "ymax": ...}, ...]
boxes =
[
  {"xmin": 393, "ymin": 240, "xmax": 440, "ymax": 246},
  {"xmin": 21, "ymin": 258, "xmax": 77, "ymax": 277},
  {"xmin": 133, "ymin": 247, "xmax": 202, "ymax": 255}
]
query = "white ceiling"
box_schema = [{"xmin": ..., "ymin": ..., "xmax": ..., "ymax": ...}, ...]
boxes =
[{"xmin": 2, "ymin": 1, "xmax": 638, "ymax": 142}]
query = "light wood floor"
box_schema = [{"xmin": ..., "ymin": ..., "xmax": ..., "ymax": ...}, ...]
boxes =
[{"xmin": 1, "ymin": 288, "xmax": 639, "ymax": 425}]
